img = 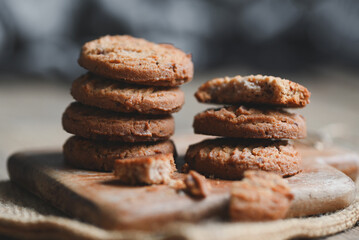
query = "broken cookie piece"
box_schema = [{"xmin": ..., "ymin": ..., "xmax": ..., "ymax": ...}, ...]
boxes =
[
  {"xmin": 168, "ymin": 179, "xmax": 186, "ymax": 190},
  {"xmin": 230, "ymin": 170, "xmax": 293, "ymax": 222},
  {"xmin": 195, "ymin": 74, "xmax": 310, "ymax": 108},
  {"xmin": 184, "ymin": 170, "xmax": 210, "ymax": 198},
  {"xmin": 181, "ymin": 163, "xmax": 190, "ymax": 173},
  {"xmin": 114, "ymin": 153, "xmax": 176, "ymax": 185}
]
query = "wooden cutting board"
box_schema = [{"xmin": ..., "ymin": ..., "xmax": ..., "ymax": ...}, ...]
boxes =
[{"xmin": 7, "ymin": 136, "xmax": 357, "ymax": 230}]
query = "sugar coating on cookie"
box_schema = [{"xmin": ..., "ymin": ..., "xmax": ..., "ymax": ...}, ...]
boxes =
[
  {"xmin": 193, "ymin": 105, "xmax": 306, "ymax": 139},
  {"xmin": 78, "ymin": 35, "xmax": 194, "ymax": 86},
  {"xmin": 185, "ymin": 138, "xmax": 302, "ymax": 179},
  {"xmin": 62, "ymin": 102, "xmax": 174, "ymax": 142},
  {"xmin": 63, "ymin": 136, "xmax": 176, "ymax": 171},
  {"xmin": 195, "ymin": 75, "xmax": 310, "ymax": 107},
  {"xmin": 71, "ymin": 73, "xmax": 185, "ymax": 115},
  {"xmin": 114, "ymin": 153, "xmax": 176, "ymax": 185},
  {"xmin": 230, "ymin": 170, "xmax": 294, "ymax": 221}
]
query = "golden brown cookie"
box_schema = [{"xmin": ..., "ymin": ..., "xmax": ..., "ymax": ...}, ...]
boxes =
[
  {"xmin": 114, "ymin": 153, "xmax": 176, "ymax": 185},
  {"xmin": 71, "ymin": 73, "xmax": 185, "ymax": 115},
  {"xmin": 63, "ymin": 136, "xmax": 176, "ymax": 171},
  {"xmin": 195, "ymin": 75, "xmax": 310, "ymax": 107},
  {"xmin": 62, "ymin": 102, "xmax": 174, "ymax": 142},
  {"xmin": 193, "ymin": 106, "xmax": 306, "ymax": 139},
  {"xmin": 185, "ymin": 138, "xmax": 301, "ymax": 179},
  {"xmin": 230, "ymin": 170, "xmax": 294, "ymax": 221},
  {"xmin": 184, "ymin": 170, "xmax": 210, "ymax": 198},
  {"xmin": 78, "ymin": 35, "xmax": 193, "ymax": 86}
]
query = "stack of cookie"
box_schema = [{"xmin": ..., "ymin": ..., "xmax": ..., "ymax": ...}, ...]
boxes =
[
  {"xmin": 185, "ymin": 75, "xmax": 310, "ymax": 179},
  {"xmin": 62, "ymin": 35, "xmax": 193, "ymax": 172}
]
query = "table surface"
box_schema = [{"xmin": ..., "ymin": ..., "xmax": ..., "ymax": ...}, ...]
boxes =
[{"xmin": 0, "ymin": 67, "xmax": 358, "ymax": 239}]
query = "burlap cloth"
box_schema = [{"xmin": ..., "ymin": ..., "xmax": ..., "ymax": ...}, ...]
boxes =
[{"xmin": 0, "ymin": 180, "xmax": 358, "ymax": 240}]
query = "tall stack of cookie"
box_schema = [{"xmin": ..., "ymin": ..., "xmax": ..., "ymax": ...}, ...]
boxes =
[
  {"xmin": 185, "ymin": 75, "xmax": 310, "ymax": 179},
  {"xmin": 62, "ymin": 35, "xmax": 193, "ymax": 172}
]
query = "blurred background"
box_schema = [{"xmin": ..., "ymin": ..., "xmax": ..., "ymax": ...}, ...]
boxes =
[
  {"xmin": 0, "ymin": 0, "xmax": 359, "ymax": 179},
  {"xmin": 2, "ymin": 0, "xmax": 359, "ymax": 78}
]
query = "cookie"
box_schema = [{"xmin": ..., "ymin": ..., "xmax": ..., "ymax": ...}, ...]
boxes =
[
  {"xmin": 184, "ymin": 170, "xmax": 210, "ymax": 198},
  {"xmin": 62, "ymin": 102, "xmax": 174, "ymax": 142},
  {"xmin": 71, "ymin": 73, "xmax": 184, "ymax": 115},
  {"xmin": 78, "ymin": 35, "xmax": 194, "ymax": 87},
  {"xmin": 114, "ymin": 153, "xmax": 176, "ymax": 185},
  {"xmin": 63, "ymin": 136, "xmax": 176, "ymax": 171},
  {"xmin": 185, "ymin": 138, "xmax": 301, "ymax": 179},
  {"xmin": 230, "ymin": 170, "xmax": 294, "ymax": 222},
  {"xmin": 195, "ymin": 75, "xmax": 310, "ymax": 108},
  {"xmin": 193, "ymin": 106, "xmax": 306, "ymax": 139}
]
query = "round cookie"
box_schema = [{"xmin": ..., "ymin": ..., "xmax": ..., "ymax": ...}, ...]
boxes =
[
  {"xmin": 185, "ymin": 138, "xmax": 301, "ymax": 180},
  {"xmin": 195, "ymin": 75, "xmax": 310, "ymax": 108},
  {"xmin": 78, "ymin": 35, "xmax": 194, "ymax": 87},
  {"xmin": 63, "ymin": 136, "xmax": 177, "ymax": 171},
  {"xmin": 71, "ymin": 73, "xmax": 185, "ymax": 115},
  {"xmin": 62, "ymin": 102, "xmax": 174, "ymax": 142},
  {"xmin": 193, "ymin": 106, "xmax": 306, "ymax": 139}
]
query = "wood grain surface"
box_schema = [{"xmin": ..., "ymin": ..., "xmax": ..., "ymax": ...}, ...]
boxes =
[{"xmin": 7, "ymin": 139, "xmax": 356, "ymax": 231}]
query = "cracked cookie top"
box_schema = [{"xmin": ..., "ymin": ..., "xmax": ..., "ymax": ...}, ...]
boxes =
[
  {"xmin": 195, "ymin": 75, "xmax": 310, "ymax": 107},
  {"xmin": 78, "ymin": 35, "xmax": 193, "ymax": 86}
]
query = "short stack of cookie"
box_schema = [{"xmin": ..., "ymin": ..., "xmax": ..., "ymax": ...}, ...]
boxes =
[
  {"xmin": 185, "ymin": 75, "xmax": 311, "ymax": 179},
  {"xmin": 62, "ymin": 35, "xmax": 193, "ymax": 174}
]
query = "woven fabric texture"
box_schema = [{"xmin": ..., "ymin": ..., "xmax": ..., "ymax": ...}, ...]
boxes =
[{"xmin": 0, "ymin": 180, "xmax": 358, "ymax": 240}]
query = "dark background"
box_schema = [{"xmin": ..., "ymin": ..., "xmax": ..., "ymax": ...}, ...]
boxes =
[{"xmin": 1, "ymin": 0, "xmax": 359, "ymax": 81}]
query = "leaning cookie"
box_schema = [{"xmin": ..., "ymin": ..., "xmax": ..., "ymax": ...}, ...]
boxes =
[
  {"xmin": 185, "ymin": 138, "xmax": 301, "ymax": 179},
  {"xmin": 78, "ymin": 35, "xmax": 193, "ymax": 87},
  {"xmin": 71, "ymin": 73, "xmax": 185, "ymax": 115},
  {"xmin": 195, "ymin": 75, "xmax": 310, "ymax": 108},
  {"xmin": 230, "ymin": 170, "xmax": 294, "ymax": 221},
  {"xmin": 62, "ymin": 102, "xmax": 174, "ymax": 142},
  {"xmin": 63, "ymin": 136, "xmax": 177, "ymax": 171},
  {"xmin": 193, "ymin": 105, "xmax": 306, "ymax": 139}
]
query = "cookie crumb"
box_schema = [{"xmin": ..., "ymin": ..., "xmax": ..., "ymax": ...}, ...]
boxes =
[
  {"xmin": 114, "ymin": 153, "xmax": 176, "ymax": 185},
  {"xmin": 184, "ymin": 170, "xmax": 210, "ymax": 198},
  {"xmin": 181, "ymin": 163, "xmax": 190, "ymax": 173},
  {"xmin": 168, "ymin": 179, "xmax": 186, "ymax": 190},
  {"xmin": 230, "ymin": 170, "xmax": 293, "ymax": 222}
]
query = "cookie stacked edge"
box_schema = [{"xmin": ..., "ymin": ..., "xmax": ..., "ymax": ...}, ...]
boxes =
[
  {"xmin": 62, "ymin": 35, "xmax": 193, "ymax": 171},
  {"xmin": 185, "ymin": 75, "xmax": 311, "ymax": 179}
]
